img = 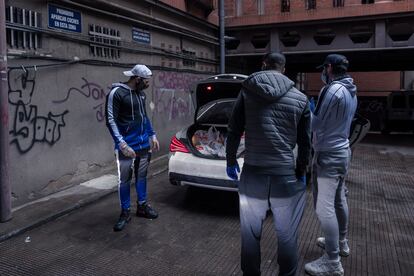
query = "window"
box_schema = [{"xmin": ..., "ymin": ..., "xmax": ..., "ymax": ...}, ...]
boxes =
[
  {"xmin": 89, "ymin": 24, "xmax": 120, "ymax": 59},
  {"xmin": 281, "ymin": 0, "xmax": 290, "ymax": 12},
  {"xmin": 5, "ymin": 6, "xmax": 41, "ymax": 49},
  {"xmin": 362, "ymin": 0, "xmax": 374, "ymax": 4},
  {"xmin": 306, "ymin": 0, "xmax": 316, "ymax": 10},
  {"xmin": 236, "ymin": 0, "xmax": 242, "ymax": 16},
  {"xmin": 182, "ymin": 49, "xmax": 196, "ymax": 67},
  {"xmin": 333, "ymin": 0, "xmax": 345, "ymax": 7},
  {"xmin": 258, "ymin": 0, "xmax": 265, "ymax": 15}
]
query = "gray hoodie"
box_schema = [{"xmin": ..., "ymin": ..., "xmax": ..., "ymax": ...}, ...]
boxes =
[
  {"xmin": 226, "ymin": 70, "xmax": 311, "ymax": 175},
  {"xmin": 312, "ymin": 76, "xmax": 357, "ymax": 151}
]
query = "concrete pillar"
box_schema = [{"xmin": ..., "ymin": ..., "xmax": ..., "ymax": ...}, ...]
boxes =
[
  {"xmin": 375, "ymin": 20, "xmax": 387, "ymax": 48},
  {"xmin": 270, "ymin": 29, "xmax": 280, "ymax": 53}
]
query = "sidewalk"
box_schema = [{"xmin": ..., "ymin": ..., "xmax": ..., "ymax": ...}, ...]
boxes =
[{"xmin": 0, "ymin": 154, "xmax": 169, "ymax": 243}]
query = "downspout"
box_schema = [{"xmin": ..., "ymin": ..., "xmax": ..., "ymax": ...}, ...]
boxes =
[
  {"xmin": 0, "ymin": 0, "xmax": 11, "ymax": 222},
  {"xmin": 219, "ymin": 0, "xmax": 225, "ymax": 74}
]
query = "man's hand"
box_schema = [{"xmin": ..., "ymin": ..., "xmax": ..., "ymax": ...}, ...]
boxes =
[
  {"xmin": 296, "ymin": 168, "xmax": 307, "ymax": 185},
  {"xmin": 297, "ymin": 175, "xmax": 306, "ymax": 184},
  {"xmin": 150, "ymin": 136, "xmax": 160, "ymax": 152},
  {"xmin": 226, "ymin": 163, "xmax": 240, "ymax": 181},
  {"xmin": 309, "ymin": 97, "xmax": 316, "ymax": 113},
  {"xmin": 119, "ymin": 142, "xmax": 136, "ymax": 158}
]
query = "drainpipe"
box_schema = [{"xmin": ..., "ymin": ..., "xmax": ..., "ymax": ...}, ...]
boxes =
[
  {"xmin": 219, "ymin": 0, "xmax": 225, "ymax": 74},
  {"xmin": 0, "ymin": 0, "xmax": 11, "ymax": 222}
]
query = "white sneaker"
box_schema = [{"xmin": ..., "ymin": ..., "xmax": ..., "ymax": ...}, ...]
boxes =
[
  {"xmin": 316, "ymin": 237, "xmax": 350, "ymax": 257},
  {"xmin": 305, "ymin": 254, "xmax": 344, "ymax": 276}
]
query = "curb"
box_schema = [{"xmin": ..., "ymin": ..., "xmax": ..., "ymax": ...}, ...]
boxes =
[{"xmin": 0, "ymin": 154, "xmax": 169, "ymax": 243}]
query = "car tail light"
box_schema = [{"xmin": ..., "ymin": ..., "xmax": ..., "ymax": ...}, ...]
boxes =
[{"xmin": 170, "ymin": 136, "xmax": 190, "ymax": 153}]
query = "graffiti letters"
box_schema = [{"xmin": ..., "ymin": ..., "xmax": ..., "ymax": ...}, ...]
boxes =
[
  {"xmin": 153, "ymin": 71, "xmax": 205, "ymax": 121},
  {"xmin": 10, "ymin": 101, "xmax": 69, "ymax": 154},
  {"xmin": 54, "ymin": 77, "xmax": 108, "ymax": 122},
  {"xmin": 8, "ymin": 67, "xmax": 36, "ymax": 105},
  {"xmin": 8, "ymin": 68, "xmax": 69, "ymax": 154}
]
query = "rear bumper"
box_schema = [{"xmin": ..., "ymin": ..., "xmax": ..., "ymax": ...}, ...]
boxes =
[{"xmin": 169, "ymin": 172, "xmax": 238, "ymax": 191}]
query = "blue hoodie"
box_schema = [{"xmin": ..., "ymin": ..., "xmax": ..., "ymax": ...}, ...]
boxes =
[
  {"xmin": 105, "ymin": 83, "xmax": 156, "ymax": 151},
  {"xmin": 312, "ymin": 76, "xmax": 357, "ymax": 151}
]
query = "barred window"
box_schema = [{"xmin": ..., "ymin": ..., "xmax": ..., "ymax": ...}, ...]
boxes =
[
  {"xmin": 5, "ymin": 6, "xmax": 41, "ymax": 49},
  {"xmin": 182, "ymin": 49, "xmax": 196, "ymax": 67},
  {"xmin": 281, "ymin": 0, "xmax": 290, "ymax": 12},
  {"xmin": 362, "ymin": 0, "xmax": 374, "ymax": 4},
  {"xmin": 89, "ymin": 24, "xmax": 121, "ymax": 59},
  {"xmin": 306, "ymin": 0, "xmax": 317, "ymax": 10},
  {"xmin": 333, "ymin": 0, "xmax": 345, "ymax": 7}
]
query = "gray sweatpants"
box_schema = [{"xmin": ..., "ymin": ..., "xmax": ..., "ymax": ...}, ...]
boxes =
[
  {"xmin": 239, "ymin": 168, "xmax": 306, "ymax": 276},
  {"xmin": 312, "ymin": 148, "xmax": 351, "ymax": 260}
]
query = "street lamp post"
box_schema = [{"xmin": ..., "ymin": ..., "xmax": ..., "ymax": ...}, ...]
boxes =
[
  {"xmin": 0, "ymin": 0, "xmax": 12, "ymax": 222},
  {"xmin": 219, "ymin": 0, "xmax": 225, "ymax": 74}
]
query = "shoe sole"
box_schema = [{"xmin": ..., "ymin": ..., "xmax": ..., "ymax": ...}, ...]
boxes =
[
  {"xmin": 316, "ymin": 241, "xmax": 350, "ymax": 257},
  {"xmin": 305, "ymin": 269, "xmax": 344, "ymax": 276},
  {"xmin": 136, "ymin": 213, "xmax": 158, "ymax": 219},
  {"xmin": 113, "ymin": 217, "xmax": 131, "ymax": 232}
]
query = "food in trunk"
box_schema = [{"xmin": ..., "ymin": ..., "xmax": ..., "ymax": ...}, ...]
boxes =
[{"xmin": 191, "ymin": 126, "xmax": 245, "ymax": 158}]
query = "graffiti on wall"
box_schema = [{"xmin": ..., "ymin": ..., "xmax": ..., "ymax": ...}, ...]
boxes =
[
  {"xmin": 357, "ymin": 97, "xmax": 387, "ymax": 131},
  {"xmin": 153, "ymin": 71, "xmax": 204, "ymax": 121},
  {"xmin": 53, "ymin": 77, "xmax": 108, "ymax": 122},
  {"xmin": 8, "ymin": 68, "xmax": 69, "ymax": 154},
  {"xmin": 358, "ymin": 99, "xmax": 385, "ymax": 114}
]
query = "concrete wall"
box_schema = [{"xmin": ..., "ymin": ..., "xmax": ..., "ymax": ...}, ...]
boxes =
[{"xmin": 5, "ymin": 0, "xmax": 217, "ymax": 206}]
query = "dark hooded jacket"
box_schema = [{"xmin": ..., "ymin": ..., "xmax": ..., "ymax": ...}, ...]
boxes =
[
  {"xmin": 226, "ymin": 70, "xmax": 311, "ymax": 175},
  {"xmin": 105, "ymin": 83, "xmax": 155, "ymax": 151}
]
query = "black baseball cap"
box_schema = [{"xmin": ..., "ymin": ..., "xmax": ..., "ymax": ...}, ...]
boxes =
[{"xmin": 317, "ymin": 54, "xmax": 349, "ymax": 70}]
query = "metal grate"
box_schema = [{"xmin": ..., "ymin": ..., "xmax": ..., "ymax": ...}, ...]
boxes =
[
  {"xmin": 89, "ymin": 24, "xmax": 121, "ymax": 59},
  {"xmin": 5, "ymin": 6, "xmax": 41, "ymax": 49}
]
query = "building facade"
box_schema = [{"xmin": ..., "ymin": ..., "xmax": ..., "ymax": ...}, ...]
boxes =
[
  {"xmin": 224, "ymin": 0, "xmax": 414, "ymax": 129},
  {"xmin": 4, "ymin": 0, "xmax": 219, "ymax": 206}
]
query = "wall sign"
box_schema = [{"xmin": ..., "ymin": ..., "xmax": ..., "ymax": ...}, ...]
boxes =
[
  {"xmin": 48, "ymin": 5, "xmax": 82, "ymax": 33},
  {"xmin": 132, "ymin": 28, "xmax": 151, "ymax": 44}
]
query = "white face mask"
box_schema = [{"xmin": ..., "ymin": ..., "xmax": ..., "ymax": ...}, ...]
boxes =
[{"xmin": 321, "ymin": 68, "xmax": 330, "ymax": 85}]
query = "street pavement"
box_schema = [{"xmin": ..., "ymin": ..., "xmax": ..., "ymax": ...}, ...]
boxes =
[{"xmin": 0, "ymin": 134, "xmax": 414, "ymax": 275}]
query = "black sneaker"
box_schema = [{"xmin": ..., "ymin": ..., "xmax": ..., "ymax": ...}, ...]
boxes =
[
  {"xmin": 113, "ymin": 209, "xmax": 131, "ymax": 232},
  {"xmin": 136, "ymin": 202, "xmax": 158, "ymax": 219}
]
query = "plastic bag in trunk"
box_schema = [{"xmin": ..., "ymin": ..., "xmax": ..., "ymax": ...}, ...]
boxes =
[{"xmin": 192, "ymin": 126, "xmax": 245, "ymax": 158}]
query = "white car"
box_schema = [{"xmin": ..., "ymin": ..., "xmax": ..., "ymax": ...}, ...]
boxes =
[
  {"xmin": 168, "ymin": 74, "xmax": 371, "ymax": 191},
  {"xmin": 168, "ymin": 74, "xmax": 247, "ymax": 191}
]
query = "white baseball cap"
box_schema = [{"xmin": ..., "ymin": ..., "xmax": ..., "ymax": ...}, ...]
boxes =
[{"xmin": 123, "ymin": 64, "xmax": 152, "ymax": 78}]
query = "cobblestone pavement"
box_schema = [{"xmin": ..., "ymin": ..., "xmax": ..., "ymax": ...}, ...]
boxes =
[{"xmin": 0, "ymin": 143, "xmax": 413, "ymax": 276}]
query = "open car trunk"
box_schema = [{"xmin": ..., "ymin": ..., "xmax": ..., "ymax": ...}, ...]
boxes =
[{"xmin": 186, "ymin": 99, "xmax": 245, "ymax": 159}]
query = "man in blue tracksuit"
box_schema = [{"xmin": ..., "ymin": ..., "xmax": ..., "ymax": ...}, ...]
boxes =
[
  {"xmin": 305, "ymin": 54, "xmax": 357, "ymax": 276},
  {"xmin": 105, "ymin": 64, "xmax": 160, "ymax": 232}
]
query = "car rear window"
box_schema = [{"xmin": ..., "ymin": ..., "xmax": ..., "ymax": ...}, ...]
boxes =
[{"xmin": 197, "ymin": 100, "xmax": 236, "ymax": 125}]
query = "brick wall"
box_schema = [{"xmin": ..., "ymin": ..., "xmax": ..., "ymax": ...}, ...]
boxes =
[
  {"xmin": 306, "ymin": 71, "xmax": 401, "ymax": 96},
  {"xmin": 225, "ymin": 0, "xmax": 414, "ymax": 26}
]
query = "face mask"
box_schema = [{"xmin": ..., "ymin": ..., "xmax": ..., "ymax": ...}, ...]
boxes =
[
  {"xmin": 136, "ymin": 78, "xmax": 149, "ymax": 90},
  {"xmin": 321, "ymin": 68, "xmax": 330, "ymax": 85}
]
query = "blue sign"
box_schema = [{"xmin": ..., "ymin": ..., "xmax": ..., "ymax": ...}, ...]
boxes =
[
  {"xmin": 132, "ymin": 28, "xmax": 151, "ymax": 44},
  {"xmin": 48, "ymin": 5, "xmax": 81, "ymax": 33}
]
